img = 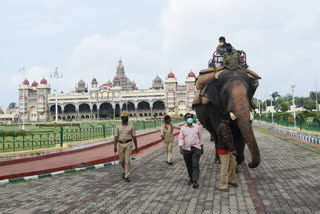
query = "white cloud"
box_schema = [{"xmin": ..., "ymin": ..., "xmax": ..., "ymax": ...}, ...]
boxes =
[
  {"xmin": 10, "ymin": 66, "xmax": 50, "ymax": 89},
  {"xmin": 160, "ymin": 0, "xmax": 320, "ymax": 97},
  {"xmin": 1, "ymin": 0, "xmax": 319, "ymax": 106}
]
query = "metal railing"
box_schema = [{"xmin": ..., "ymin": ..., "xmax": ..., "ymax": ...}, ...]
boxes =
[
  {"xmin": 0, "ymin": 117, "xmax": 185, "ymax": 153},
  {"xmin": 254, "ymin": 116, "xmax": 320, "ymax": 132}
]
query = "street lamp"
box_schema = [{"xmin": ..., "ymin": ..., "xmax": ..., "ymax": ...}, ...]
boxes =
[
  {"xmin": 269, "ymin": 91, "xmax": 274, "ymax": 123},
  {"xmin": 257, "ymin": 97, "xmax": 261, "ymax": 119},
  {"xmin": 50, "ymin": 67, "xmax": 63, "ymax": 124},
  {"xmin": 19, "ymin": 67, "xmax": 26, "ymax": 129},
  {"xmin": 290, "ymin": 81, "xmax": 296, "ymax": 128}
]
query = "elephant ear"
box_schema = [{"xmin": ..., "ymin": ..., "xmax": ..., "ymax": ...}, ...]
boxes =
[{"xmin": 205, "ymin": 79, "xmax": 222, "ymax": 108}]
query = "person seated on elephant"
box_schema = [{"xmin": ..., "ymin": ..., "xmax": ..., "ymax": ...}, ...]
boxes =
[
  {"xmin": 215, "ymin": 37, "xmax": 236, "ymax": 67},
  {"xmin": 217, "ymin": 112, "xmax": 238, "ymax": 192},
  {"xmin": 223, "ymin": 43, "xmax": 242, "ymax": 71},
  {"xmin": 216, "ymin": 36, "xmax": 227, "ymax": 55}
]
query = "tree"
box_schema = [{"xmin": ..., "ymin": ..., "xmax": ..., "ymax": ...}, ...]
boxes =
[
  {"xmin": 8, "ymin": 102, "xmax": 17, "ymax": 109},
  {"xmin": 295, "ymin": 97, "xmax": 308, "ymax": 107},
  {"xmin": 305, "ymin": 98, "xmax": 316, "ymax": 110},
  {"xmin": 272, "ymin": 92, "xmax": 280, "ymax": 101},
  {"xmin": 275, "ymin": 97, "xmax": 288, "ymax": 112},
  {"xmin": 309, "ymin": 91, "xmax": 320, "ymax": 101}
]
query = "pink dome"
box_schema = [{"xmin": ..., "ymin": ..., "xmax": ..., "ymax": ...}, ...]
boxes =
[
  {"xmin": 188, "ymin": 71, "xmax": 196, "ymax": 78},
  {"xmin": 40, "ymin": 78, "xmax": 47, "ymax": 85},
  {"xmin": 167, "ymin": 72, "xmax": 175, "ymax": 78},
  {"xmin": 99, "ymin": 83, "xmax": 113, "ymax": 88},
  {"xmin": 92, "ymin": 77, "xmax": 97, "ymax": 82},
  {"xmin": 114, "ymin": 76, "xmax": 119, "ymax": 80},
  {"xmin": 31, "ymin": 81, "xmax": 38, "ymax": 87},
  {"xmin": 23, "ymin": 79, "xmax": 29, "ymax": 85}
]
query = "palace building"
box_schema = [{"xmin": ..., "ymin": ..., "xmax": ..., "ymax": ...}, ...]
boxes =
[{"xmin": 18, "ymin": 59, "xmax": 196, "ymax": 122}]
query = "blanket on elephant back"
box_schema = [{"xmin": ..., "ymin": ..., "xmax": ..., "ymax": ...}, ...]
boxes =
[{"xmin": 195, "ymin": 67, "xmax": 261, "ymax": 90}]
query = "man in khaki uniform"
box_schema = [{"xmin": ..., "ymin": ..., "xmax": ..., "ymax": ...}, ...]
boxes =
[
  {"xmin": 223, "ymin": 43, "xmax": 242, "ymax": 70},
  {"xmin": 114, "ymin": 111, "xmax": 138, "ymax": 182},
  {"xmin": 161, "ymin": 115, "xmax": 180, "ymax": 165}
]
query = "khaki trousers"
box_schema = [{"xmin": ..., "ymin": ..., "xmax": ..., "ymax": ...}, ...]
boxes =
[
  {"xmin": 118, "ymin": 141, "xmax": 133, "ymax": 178},
  {"xmin": 164, "ymin": 141, "xmax": 173, "ymax": 163},
  {"xmin": 219, "ymin": 153, "xmax": 237, "ymax": 189}
]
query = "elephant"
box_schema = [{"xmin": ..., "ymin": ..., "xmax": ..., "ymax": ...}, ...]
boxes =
[{"xmin": 194, "ymin": 69, "xmax": 260, "ymax": 168}]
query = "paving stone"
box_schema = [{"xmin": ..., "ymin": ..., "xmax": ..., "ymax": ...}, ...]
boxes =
[{"xmin": 1, "ymin": 128, "xmax": 320, "ymax": 213}]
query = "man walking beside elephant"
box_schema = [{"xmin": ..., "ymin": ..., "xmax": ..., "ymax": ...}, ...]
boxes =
[
  {"xmin": 217, "ymin": 112, "xmax": 238, "ymax": 192},
  {"xmin": 161, "ymin": 115, "xmax": 180, "ymax": 165},
  {"xmin": 179, "ymin": 113, "xmax": 203, "ymax": 189}
]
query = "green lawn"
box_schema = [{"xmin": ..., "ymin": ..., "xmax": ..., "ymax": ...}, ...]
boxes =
[
  {"xmin": 254, "ymin": 127, "xmax": 320, "ymax": 156},
  {"xmin": 0, "ymin": 118, "xmax": 184, "ymax": 153}
]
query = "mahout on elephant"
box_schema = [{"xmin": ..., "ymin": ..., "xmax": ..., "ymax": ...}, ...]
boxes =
[{"xmin": 194, "ymin": 69, "xmax": 260, "ymax": 169}]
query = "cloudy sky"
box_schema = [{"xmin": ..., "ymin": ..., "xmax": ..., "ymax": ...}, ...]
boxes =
[{"xmin": 0, "ymin": 0, "xmax": 319, "ymax": 106}]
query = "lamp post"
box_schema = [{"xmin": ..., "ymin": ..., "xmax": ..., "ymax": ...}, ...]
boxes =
[
  {"xmin": 50, "ymin": 67, "xmax": 63, "ymax": 124},
  {"xmin": 19, "ymin": 67, "xmax": 26, "ymax": 130},
  {"xmin": 316, "ymin": 79, "xmax": 318, "ymax": 111},
  {"xmin": 290, "ymin": 81, "xmax": 296, "ymax": 128},
  {"xmin": 269, "ymin": 91, "xmax": 274, "ymax": 123},
  {"xmin": 257, "ymin": 97, "xmax": 261, "ymax": 119}
]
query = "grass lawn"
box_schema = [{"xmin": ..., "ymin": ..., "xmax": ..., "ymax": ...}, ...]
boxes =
[{"xmin": 254, "ymin": 127, "xmax": 320, "ymax": 156}]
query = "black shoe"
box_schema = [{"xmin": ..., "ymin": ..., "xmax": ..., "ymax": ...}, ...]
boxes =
[
  {"xmin": 168, "ymin": 162, "xmax": 173, "ymax": 165},
  {"xmin": 124, "ymin": 177, "xmax": 131, "ymax": 182},
  {"xmin": 188, "ymin": 179, "xmax": 193, "ymax": 185},
  {"xmin": 193, "ymin": 181, "xmax": 199, "ymax": 188},
  {"xmin": 122, "ymin": 172, "xmax": 125, "ymax": 179}
]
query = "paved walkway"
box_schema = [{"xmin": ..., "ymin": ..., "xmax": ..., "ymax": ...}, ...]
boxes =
[
  {"xmin": 0, "ymin": 129, "xmax": 179, "ymax": 180},
  {"xmin": 1, "ymin": 127, "xmax": 320, "ymax": 213}
]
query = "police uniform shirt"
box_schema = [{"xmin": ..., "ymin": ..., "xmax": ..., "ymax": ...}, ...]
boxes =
[
  {"xmin": 223, "ymin": 51, "xmax": 242, "ymax": 70},
  {"xmin": 115, "ymin": 124, "xmax": 136, "ymax": 142}
]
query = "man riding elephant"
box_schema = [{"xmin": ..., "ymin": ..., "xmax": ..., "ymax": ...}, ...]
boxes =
[
  {"xmin": 216, "ymin": 37, "xmax": 236, "ymax": 54},
  {"xmin": 223, "ymin": 43, "xmax": 242, "ymax": 70},
  {"xmin": 222, "ymin": 43, "xmax": 259, "ymax": 106}
]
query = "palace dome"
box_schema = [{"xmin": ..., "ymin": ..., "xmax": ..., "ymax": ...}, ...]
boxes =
[
  {"xmin": 92, "ymin": 77, "xmax": 97, "ymax": 82},
  {"xmin": 188, "ymin": 71, "xmax": 196, "ymax": 78},
  {"xmin": 167, "ymin": 72, "xmax": 175, "ymax": 78},
  {"xmin": 31, "ymin": 81, "xmax": 38, "ymax": 87},
  {"xmin": 78, "ymin": 80, "xmax": 85, "ymax": 87},
  {"xmin": 154, "ymin": 75, "xmax": 162, "ymax": 83},
  {"xmin": 114, "ymin": 76, "xmax": 119, "ymax": 81},
  {"xmin": 40, "ymin": 78, "xmax": 47, "ymax": 85},
  {"xmin": 23, "ymin": 79, "xmax": 29, "ymax": 85}
]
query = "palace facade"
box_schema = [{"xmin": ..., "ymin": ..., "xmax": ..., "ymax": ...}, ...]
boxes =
[{"xmin": 18, "ymin": 59, "xmax": 196, "ymax": 122}]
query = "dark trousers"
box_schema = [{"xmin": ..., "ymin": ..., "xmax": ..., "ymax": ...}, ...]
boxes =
[{"xmin": 183, "ymin": 147, "xmax": 201, "ymax": 182}]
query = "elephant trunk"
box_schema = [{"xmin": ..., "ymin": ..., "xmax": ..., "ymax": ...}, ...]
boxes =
[{"xmin": 230, "ymin": 83, "xmax": 260, "ymax": 168}]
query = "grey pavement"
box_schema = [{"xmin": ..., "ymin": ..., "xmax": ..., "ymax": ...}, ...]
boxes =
[{"xmin": 0, "ymin": 127, "xmax": 320, "ymax": 214}]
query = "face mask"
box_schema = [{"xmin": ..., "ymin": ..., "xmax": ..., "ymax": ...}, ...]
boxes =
[
  {"xmin": 226, "ymin": 48, "xmax": 232, "ymax": 53},
  {"xmin": 219, "ymin": 42, "xmax": 224, "ymax": 46},
  {"xmin": 122, "ymin": 117, "xmax": 128, "ymax": 124},
  {"xmin": 187, "ymin": 118, "xmax": 193, "ymax": 124}
]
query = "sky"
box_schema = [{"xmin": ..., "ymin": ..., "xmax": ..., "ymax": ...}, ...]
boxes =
[{"xmin": 0, "ymin": 0, "xmax": 319, "ymax": 106}]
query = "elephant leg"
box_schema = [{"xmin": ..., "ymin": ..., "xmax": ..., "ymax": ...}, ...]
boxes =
[{"xmin": 212, "ymin": 133, "xmax": 221, "ymax": 164}]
